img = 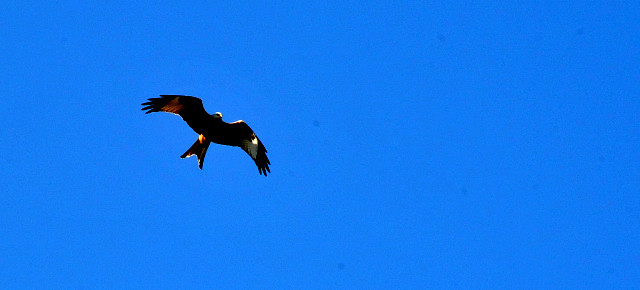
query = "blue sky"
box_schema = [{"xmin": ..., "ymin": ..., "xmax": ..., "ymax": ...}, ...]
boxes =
[{"xmin": 1, "ymin": 1, "xmax": 638, "ymax": 288}]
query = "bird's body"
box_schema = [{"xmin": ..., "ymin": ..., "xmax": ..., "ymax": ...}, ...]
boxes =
[{"xmin": 141, "ymin": 95, "xmax": 270, "ymax": 176}]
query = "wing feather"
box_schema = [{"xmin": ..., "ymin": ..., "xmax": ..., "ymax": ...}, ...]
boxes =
[
  {"xmin": 230, "ymin": 121, "xmax": 271, "ymax": 176},
  {"xmin": 141, "ymin": 95, "xmax": 210, "ymax": 133}
]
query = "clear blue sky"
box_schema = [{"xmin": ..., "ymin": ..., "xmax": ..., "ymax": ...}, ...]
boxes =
[{"xmin": 1, "ymin": 1, "xmax": 638, "ymax": 288}]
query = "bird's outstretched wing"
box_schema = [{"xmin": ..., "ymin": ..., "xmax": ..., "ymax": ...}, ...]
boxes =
[
  {"xmin": 141, "ymin": 95, "xmax": 210, "ymax": 133},
  {"xmin": 229, "ymin": 121, "xmax": 271, "ymax": 176}
]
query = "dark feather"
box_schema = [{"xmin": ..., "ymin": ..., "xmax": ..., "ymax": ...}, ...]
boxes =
[{"xmin": 141, "ymin": 95, "xmax": 210, "ymax": 134}]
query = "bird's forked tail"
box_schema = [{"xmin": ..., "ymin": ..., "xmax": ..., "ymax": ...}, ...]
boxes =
[{"xmin": 180, "ymin": 134, "xmax": 210, "ymax": 169}]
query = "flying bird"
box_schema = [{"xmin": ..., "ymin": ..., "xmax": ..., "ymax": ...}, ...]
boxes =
[{"xmin": 141, "ymin": 95, "xmax": 270, "ymax": 176}]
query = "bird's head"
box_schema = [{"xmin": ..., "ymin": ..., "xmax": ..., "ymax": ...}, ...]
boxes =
[{"xmin": 213, "ymin": 112, "xmax": 223, "ymax": 119}]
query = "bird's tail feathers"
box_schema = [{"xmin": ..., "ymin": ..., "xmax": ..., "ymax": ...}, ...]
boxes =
[{"xmin": 181, "ymin": 138, "xmax": 210, "ymax": 169}]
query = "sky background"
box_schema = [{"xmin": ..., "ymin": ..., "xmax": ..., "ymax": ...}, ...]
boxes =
[{"xmin": 1, "ymin": 1, "xmax": 639, "ymax": 288}]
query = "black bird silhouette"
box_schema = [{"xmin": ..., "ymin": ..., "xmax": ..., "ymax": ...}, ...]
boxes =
[{"xmin": 141, "ymin": 95, "xmax": 270, "ymax": 176}]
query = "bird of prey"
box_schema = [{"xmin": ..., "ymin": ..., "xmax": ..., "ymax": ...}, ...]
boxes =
[{"xmin": 141, "ymin": 95, "xmax": 271, "ymax": 176}]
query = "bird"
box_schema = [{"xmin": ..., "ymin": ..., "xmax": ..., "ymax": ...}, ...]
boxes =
[{"xmin": 141, "ymin": 95, "xmax": 270, "ymax": 176}]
